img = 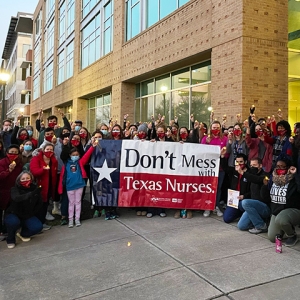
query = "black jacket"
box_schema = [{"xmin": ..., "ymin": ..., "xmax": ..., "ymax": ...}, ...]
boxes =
[
  {"xmin": 261, "ymin": 174, "xmax": 300, "ymax": 215},
  {"xmin": 221, "ymin": 158, "xmax": 251, "ymax": 199},
  {"xmin": 6, "ymin": 184, "xmax": 43, "ymax": 220}
]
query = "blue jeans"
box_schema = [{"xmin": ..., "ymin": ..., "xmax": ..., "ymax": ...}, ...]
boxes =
[
  {"xmin": 4, "ymin": 214, "xmax": 43, "ymax": 244},
  {"xmin": 223, "ymin": 201, "xmax": 244, "ymax": 223},
  {"xmin": 237, "ymin": 199, "xmax": 271, "ymax": 230}
]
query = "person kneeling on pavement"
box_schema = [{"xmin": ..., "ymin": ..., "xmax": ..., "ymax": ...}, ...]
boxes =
[
  {"xmin": 4, "ymin": 171, "xmax": 43, "ymax": 249},
  {"xmin": 261, "ymin": 157, "xmax": 300, "ymax": 247},
  {"xmin": 235, "ymin": 157, "xmax": 271, "ymax": 234},
  {"xmin": 220, "ymin": 152, "xmax": 251, "ymax": 223}
]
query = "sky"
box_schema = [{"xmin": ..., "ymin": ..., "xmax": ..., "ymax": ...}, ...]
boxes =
[{"xmin": 0, "ymin": 0, "xmax": 39, "ymax": 59}]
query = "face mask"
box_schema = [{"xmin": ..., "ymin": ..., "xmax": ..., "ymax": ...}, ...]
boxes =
[
  {"xmin": 157, "ymin": 132, "xmax": 165, "ymax": 139},
  {"xmin": 71, "ymin": 140, "xmax": 80, "ymax": 147},
  {"xmin": 138, "ymin": 132, "xmax": 147, "ymax": 139},
  {"xmin": 249, "ymin": 167, "xmax": 259, "ymax": 174},
  {"xmin": 112, "ymin": 131, "xmax": 120, "ymax": 138},
  {"xmin": 277, "ymin": 129, "xmax": 286, "ymax": 136},
  {"xmin": 24, "ymin": 145, "xmax": 32, "ymax": 151},
  {"xmin": 75, "ymin": 126, "xmax": 81, "ymax": 132},
  {"xmin": 180, "ymin": 132, "xmax": 188, "ymax": 139},
  {"xmin": 97, "ymin": 138, "xmax": 102, "ymax": 142},
  {"xmin": 171, "ymin": 129, "xmax": 178, "ymax": 136},
  {"xmin": 101, "ymin": 130, "xmax": 108, "ymax": 136},
  {"xmin": 48, "ymin": 122, "xmax": 56, "ymax": 128},
  {"xmin": 7, "ymin": 153, "xmax": 18, "ymax": 161},
  {"xmin": 238, "ymin": 164, "xmax": 245, "ymax": 169},
  {"xmin": 79, "ymin": 132, "xmax": 87, "ymax": 139},
  {"xmin": 70, "ymin": 156, "xmax": 80, "ymax": 162},
  {"xmin": 233, "ymin": 129, "xmax": 242, "ymax": 136},
  {"xmin": 276, "ymin": 169, "xmax": 287, "ymax": 175},
  {"xmin": 27, "ymin": 130, "xmax": 33, "ymax": 136},
  {"xmin": 61, "ymin": 132, "xmax": 70, "ymax": 138},
  {"xmin": 255, "ymin": 130, "xmax": 264, "ymax": 137},
  {"xmin": 211, "ymin": 129, "xmax": 220, "ymax": 136},
  {"xmin": 43, "ymin": 151, "xmax": 53, "ymax": 158},
  {"xmin": 19, "ymin": 134, "xmax": 28, "ymax": 141},
  {"xmin": 45, "ymin": 135, "xmax": 53, "ymax": 142},
  {"xmin": 20, "ymin": 180, "xmax": 32, "ymax": 188}
]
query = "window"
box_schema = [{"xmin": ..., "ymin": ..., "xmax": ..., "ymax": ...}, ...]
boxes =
[
  {"xmin": 35, "ymin": 10, "xmax": 42, "ymax": 41},
  {"xmin": 34, "ymin": 42, "xmax": 41, "ymax": 74},
  {"xmin": 81, "ymin": 15, "xmax": 101, "ymax": 69},
  {"xmin": 80, "ymin": 0, "xmax": 113, "ymax": 69},
  {"xmin": 126, "ymin": 0, "xmax": 190, "ymax": 40},
  {"xmin": 44, "ymin": 20, "xmax": 55, "ymax": 61},
  {"xmin": 135, "ymin": 61, "xmax": 211, "ymax": 127},
  {"xmin": 33, "ymin": 75, "xmax": 40, "ymax": 100},
  {"xmin": 82, "ymin": 0, "xmax": 100, "ymax": 18},
  {"xmin": 46, "ymin": 0, "xmax": 55, "ymax": 19},
  {"xmin": 57, "ymin": 41, "xmax": 74, "ymax": 85},
  {"xmin": 59, "ymin": 0, "xmax": 75, "ymax": 46},
  {"xmin": 88, "ymin": 93, "xmax": 111, "ymax": 131},
  {"xmin": 44, "ymin": 62, "xmax": 53, "ymax": 94}
]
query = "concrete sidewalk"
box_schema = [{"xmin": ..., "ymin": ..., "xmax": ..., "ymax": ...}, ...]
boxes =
[{"xmin": 1, "ymin": 210, "xmax": 300, "ymax": 300}]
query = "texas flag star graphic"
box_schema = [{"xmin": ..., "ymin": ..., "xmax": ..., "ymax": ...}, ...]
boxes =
[{"xmin": 93, "ymin": 159, "xmax": 117, "ymax": 183}]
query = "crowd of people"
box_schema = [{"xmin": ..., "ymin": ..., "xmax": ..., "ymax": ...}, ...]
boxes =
[{"xmin": 0, "ymin": 106, "xmax": 300, "ymax": 250}]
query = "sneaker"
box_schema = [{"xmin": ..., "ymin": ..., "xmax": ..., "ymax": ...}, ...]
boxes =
[
  {"xmin": 141, "ymin": 211, "xmax": 147, "ymax": 216},
  {"xmin": 75, "ymin": 220, "xmax": 81, "ymax": 227},
  {"xmin": 159, "ymin": 212, "xmax": 166, "ymax": 218},
  {"xmin": 187, "ymin": 210, "xmax": 193, "ymax": 219},
  {"xmin": 46, "ymin": 212, "xmax": 55, "ymax": 221},
  {"xmin": 249, "ymin": 224, "xmax": 268, "ymax": 234},
  {"xmin": 16, "ymin": 232, "xmax": 31, "ymax": 242},
  {"xmin": 146, "ymin": 213, "xmax": 153, "ymax": 218},
  {"xmin": 0, "ymin": 233, "xmax": 8, "ymax": 241},
  {"xmin": 110, "ymin": 209, "xmax": 119, "ymax": 219},
  {"xmin": 285, "ymin": 234, "xmax": 298, "ymax": 247},
  {"xmin": 7, "ymin": 243, "xmax": 15, "ymax": 249},
  {"xmin": 105, "ymin": 212, "xmax": 111, "ymax": 220},
  {"xmin": 42, "ymin": 224, "xmax": 52, "ymax": 231},
  {"xmin": 60, "ymin": 219, "xmax": 68, "ymax": 226},
  {"xmin": 214, "ymin": 207, "xmax": 223, "ymax": 217},
  {"xmin": 93, "ymin": 210, "xmax": 99, "ymax": 218},
  {"xmin": 174, "ymin": 210, "xmax": 181, "ymax": 219},
  {"xmin": 68, "ymin": 220, "xmax": 74, "ymax": 228},
  {"xmin": 203, "ymin": 210, "xmax": 211, "ymax": 217},
  {"xmin": 136, "ymin": 211, "xmax": 142, "ymax": 216},
  {"xmin": 181, "ymin": 210, "xmax": 187, "ymax": 219}
]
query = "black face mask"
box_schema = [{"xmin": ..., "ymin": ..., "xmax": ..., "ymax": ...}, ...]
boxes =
[
  {"xmin": 249, "ymin": 167, "xmax": 259, "ymax": 174},
  {"xmin": 61, "ymin": 132, "xmax": 70, "ymax": 139}
]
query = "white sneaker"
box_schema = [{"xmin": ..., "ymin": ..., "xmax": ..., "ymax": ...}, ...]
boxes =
[
  {"xmin": 75, "ymin": 220, "xmax": 81, "ymax": 227},
  {"xmin": 46, "ymin": 212, "xmax": 55, "ymax": 221},
  {"xmin": 215, "ymin": 207, "xmax": 223, "ymax": 217},
  {"xmin": 203, "ymin": 210, "xmax": 211, "ymax": 217},
  {"xmin": 68, "ymin": 220, "xmax": 74, "ymax": 228},
  {"xmin": 16, "ymin": 232, "xmax": 31, "ymax": 242}
]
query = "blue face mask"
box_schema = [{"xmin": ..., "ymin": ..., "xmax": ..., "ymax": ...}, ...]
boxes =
[
  {"xmin": 27, "ymin": 130, "xmax": 33, "ymax": 136},
  {"xmin": 75, "ymin": 126, "xmax": 81, "ymax": 132},
  {"xmin": 70, "ymin": 155, "xmax": 80, "ymax": 162},
  {"xmin": 101, "ymin": 130, "xmax": 108, "ymax": 135},
  {"xmin": 24, "ymin": 145, "xmax": 32, "ymax": 151}
]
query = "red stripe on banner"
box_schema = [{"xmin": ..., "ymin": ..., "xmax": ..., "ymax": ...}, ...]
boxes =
[{"xmin": 118, "ymin": 173, "xmax": 218, "ymax": 210}]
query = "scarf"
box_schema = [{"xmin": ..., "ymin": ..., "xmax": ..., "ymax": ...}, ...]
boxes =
[{"xmin": 272, "ymin": 171, "xmax": 294, "ymax": 187}]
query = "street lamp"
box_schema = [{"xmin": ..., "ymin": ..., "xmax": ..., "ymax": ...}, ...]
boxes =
[
  {"xmin": 160, "ymin": 85, "xmax": 168, "ymax": 117},
  {"xmin": 0, "ymin": 69, "xmax": 10, "ymax": 123}
]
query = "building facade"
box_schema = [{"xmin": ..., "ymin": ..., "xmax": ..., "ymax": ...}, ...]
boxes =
[
  {"xmin": 29, "ymin": 0, "xmax": 298, "ymax": 131},
  {"xmin": 1, "ymin": 12, "xmax": 33, "ymax": 125}
]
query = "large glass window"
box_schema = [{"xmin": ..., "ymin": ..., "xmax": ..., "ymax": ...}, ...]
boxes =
[
  {"xmin": 82, "ymin": 0, "xmax": 100, "ymax": 18},
  {"xmin": 103, "ymin": 1, "xmax": 113, "ymax": 55},
  {"xmin": 33, "ymin": 42, "xmax": 41, "ymax": 74},
  {"xmin": 57, "ymin": 51, "xmax": 65, "ymax": 85},
  {"xmin": 126, "ymin": 0, "xmax": 190, "ymax": 41},
  {"xmin": 33, "ymin": 75, "xmax": 40, "ymax": 100},
  {"xmin": 46, "ymin": 0, "xmax": 55, "ymax": 20},
  {"xmin": 44, "ymin": 62, "xmax": 53, "ymax": 94},
  {"xmin": 66, "ymin": 41, "xmax": 74, "ymax": 80},
  {"xmin": 88, "ymin": 93, "xmax": 111, "ymax": 131},
  {"xmin": 44, "ymin": 20, "xmax": 55, "ymax": 61},
  {"xmin": 57, "ymin": 41, "xmax": 74, "ymax": 85},
  {"xmin": 135, "ymin": 61, "xmax": 211, "ymax": 126},
  {"xmin": 35, "ymin": 10, "xmax": 42, "ymax": 42},
  {"xmin": 288, "ymin": 0, "xmax": 300, "ymax": 125},
  {"xmin": 59, "ymin": 0, "xmax": 75, "ymax": 46}
]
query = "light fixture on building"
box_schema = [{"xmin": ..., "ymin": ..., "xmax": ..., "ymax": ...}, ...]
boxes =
[
  {"xmin": 207, "ymin": 106, "xmax": 213, "ymax": 111},
  {"xmin": 19, "ymin": 107, "xmax": 24, "ymax": 113},
  {"xmin": 0, "ymin": 69, "xmax": 10, "ymax": 123}
]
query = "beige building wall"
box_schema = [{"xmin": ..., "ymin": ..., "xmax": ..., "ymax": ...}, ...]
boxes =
[{"xmin": 30, "ymin": 0, "xmax": 288, "ymax": 128}]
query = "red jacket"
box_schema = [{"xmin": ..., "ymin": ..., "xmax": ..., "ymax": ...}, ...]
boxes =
[
  {"xmin": 0, "ymin": 157, "xmax": 23, "ymax": 210},
  {"xmin": 30, "ymin": 151, "xmax": 58, "ymax": 202},
  {"xmin": 58, "ymin": 145, "xmax": 95, "ymax": 194}
]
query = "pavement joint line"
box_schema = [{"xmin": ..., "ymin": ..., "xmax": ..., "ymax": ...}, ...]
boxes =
[
  {"xmin": 116, "ymin": 218, "xmax": 227, "ymax": 297},
  {"xmin": 0, "ymin": 233, "xmax": 137, "ymax": 270},
  {"xmin": 224, "ymin": 271, "xmax": 300, "ymax": 296},
  {"xmin": 71, "ymin": 266, "xmax": 185, "ymax": 300}
]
